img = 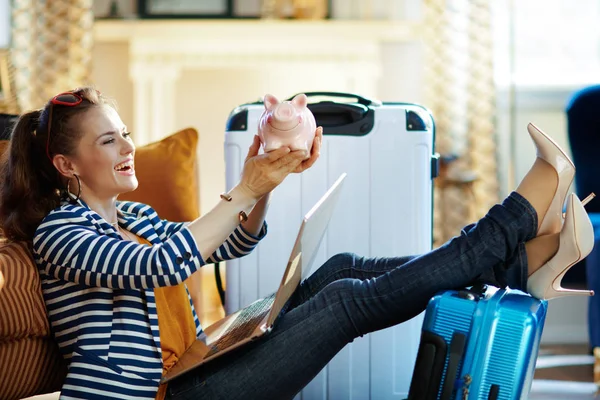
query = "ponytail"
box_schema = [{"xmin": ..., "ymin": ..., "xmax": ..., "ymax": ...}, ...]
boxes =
[{"xmin": 0, "ymin": 110, "xmax": 62, "ymax": 241}]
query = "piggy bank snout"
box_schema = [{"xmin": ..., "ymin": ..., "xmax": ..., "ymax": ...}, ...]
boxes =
[
  {"xmin": 273, "ymin": 103, "xmax": 296, "ymax": 120},
  {"xmin": 266, "ymin": 103, "xmax": 299, "ymax": 130}
]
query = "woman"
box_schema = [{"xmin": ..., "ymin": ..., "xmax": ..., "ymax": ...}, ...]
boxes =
[{"xmin": 0, "ymin": 87, "xmax": 594, "ymax": 400}]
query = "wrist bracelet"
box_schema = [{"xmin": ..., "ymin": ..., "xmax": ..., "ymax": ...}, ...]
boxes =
[{"xmin": 220, "ymin": 193, "xmax": 248, "ymax": 223}]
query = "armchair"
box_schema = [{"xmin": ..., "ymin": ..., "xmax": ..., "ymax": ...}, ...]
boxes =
[{"xmin": 565, "ymin": 85, "xmax": 600, "ymax": 387}]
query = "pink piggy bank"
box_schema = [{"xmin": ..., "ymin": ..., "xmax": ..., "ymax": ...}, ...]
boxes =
[{"xmin": 258, "ymin": 93, "xmax": 316, "ymax": 156}]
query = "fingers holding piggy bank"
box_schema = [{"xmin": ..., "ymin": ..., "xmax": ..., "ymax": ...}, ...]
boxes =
[{"xmin": 258, "ymin": 93, "xmax": 317, "ymax": 158}]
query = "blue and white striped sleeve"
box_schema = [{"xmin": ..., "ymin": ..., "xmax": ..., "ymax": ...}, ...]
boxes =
[
  {"xmin": 161, "ymin": 220, "xmax": 268, "ymax": 263},
  {"xmin": 120, "ymin": 201, "xmax": 267, "ymax": 263},
  {"xmin": 162, "ymin": 220, "xmax": 186, "ymax": 238},
  {"xmin": 205, "ymin": 222, "xmax": 267, "ymax": 263},
  {"xmin": 33, "ymin": 213, "xmax": 205, "ymax": 290}
]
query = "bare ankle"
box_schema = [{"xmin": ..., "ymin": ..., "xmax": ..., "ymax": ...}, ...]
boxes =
[
  {"xmin": 516, "ymin": 158, "xmax": 559, "ymax": 233},
  {"xmin": 526, "ymin": 233, "xmax": 560, "ymax": 277}
]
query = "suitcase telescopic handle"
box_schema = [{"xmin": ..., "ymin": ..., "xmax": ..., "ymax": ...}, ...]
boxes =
[
  {"xmin": 287, "ymin": 92, "xmax": 377, "ymax": 106},
  {"xmin": 440, "ymin": 332, "xmax": 467, "ymax": 400},
  {"xmin": 408, "ymin": 331, "xmax": 448, "ymax": 400}
]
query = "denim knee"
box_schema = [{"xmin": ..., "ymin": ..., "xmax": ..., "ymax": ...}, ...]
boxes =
[
  {"xmin": 326, "ymin": 252, "xmax": 358, "ymax": 267},
  {"xmin": 317, "ymin": 252, "xmax": 361, "ymax": 276}
]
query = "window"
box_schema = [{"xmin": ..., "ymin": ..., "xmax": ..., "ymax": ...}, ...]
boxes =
[{"xmin": 494, "ymin": 0, "xmax": 600, "ymax": 87}]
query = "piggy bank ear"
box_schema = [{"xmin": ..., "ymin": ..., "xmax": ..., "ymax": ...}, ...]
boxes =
[
  {"xmin": 291, "ymin": 93, "xmax": 308, "ymax": 108},
  {"xmin": 264, "ymin": 94, "xmax": 279, "ymax": 110}
]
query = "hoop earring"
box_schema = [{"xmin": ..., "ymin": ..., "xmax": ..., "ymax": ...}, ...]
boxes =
[{"xmin": 66, "ymin": 174, "xmax": 81, "ymax": 204}]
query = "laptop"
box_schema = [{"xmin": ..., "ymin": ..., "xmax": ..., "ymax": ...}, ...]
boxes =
[{"xmin": 161, "ymin": 173, "xmax": 347, "ymax": 384}]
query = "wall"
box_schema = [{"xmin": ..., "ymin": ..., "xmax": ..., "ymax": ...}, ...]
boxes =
[{"xmin": 91, "ymin": 18, "xmax": 423, "ymax": 214}]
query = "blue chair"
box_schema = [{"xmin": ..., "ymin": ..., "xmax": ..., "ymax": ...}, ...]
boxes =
[{"xmin": 565, "ymin": 86, "xmax": 600, "ymax": 382}]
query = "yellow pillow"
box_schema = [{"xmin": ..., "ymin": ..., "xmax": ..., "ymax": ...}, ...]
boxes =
[{"xmin": 120, "ymin": 127, "xmax": 200, "ymax": 221}]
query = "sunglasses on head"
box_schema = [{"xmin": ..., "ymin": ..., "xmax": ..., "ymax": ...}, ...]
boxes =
[
  {"xmin": 51, "ymin": 92, "xmax": 83, "ymax": 106},
  {"xmin": 46, "ymin": 92, "xmax": 83, "ymax": 161}
]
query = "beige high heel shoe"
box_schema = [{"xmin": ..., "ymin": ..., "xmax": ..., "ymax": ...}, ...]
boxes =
[
  {"xmin": 527, "ymin": 193, "xmax": 595, "ymax": 300},
  {"xmin": 527, "ymin": 123, "xmax": 576, "ymax": 236}
]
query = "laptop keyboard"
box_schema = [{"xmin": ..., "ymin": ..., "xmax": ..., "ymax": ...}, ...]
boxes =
[{"xmin": 205, "ymin": 293, "xmax": 276, "ymax": 358}]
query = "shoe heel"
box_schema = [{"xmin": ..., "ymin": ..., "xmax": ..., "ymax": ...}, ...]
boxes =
[
  {"xmin": 563, "ymin": 192, "xmax": 595, "ymax": 218},
  {"xmin": 527, "ymin": 193, "xmax": 595, "ymax": 300},
  {"xmin": 582, "ymin": 192, "xmax": 596, "ymax": 208},
  {"xmin": 545, "ymin": 270, "xmax": 594, "ymax": 299}
]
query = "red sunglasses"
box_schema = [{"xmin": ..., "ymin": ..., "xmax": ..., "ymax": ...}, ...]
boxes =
[{"xmin": 46, "ymin": 92, "xmax": 84, "ymax": 162}]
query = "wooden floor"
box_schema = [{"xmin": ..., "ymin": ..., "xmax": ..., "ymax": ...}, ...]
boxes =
[
  {"xmin": 531, "ymin": 344, "xmax": 599, "ymax": 400},
  {"xmin": 535, "ymin": 344, "xmax": 594, "ymax": 382}
]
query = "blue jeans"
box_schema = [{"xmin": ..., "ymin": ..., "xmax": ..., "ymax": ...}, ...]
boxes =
[{"xmin": 166, "ymin": 192, "xmax": 537, "ymax": 400}]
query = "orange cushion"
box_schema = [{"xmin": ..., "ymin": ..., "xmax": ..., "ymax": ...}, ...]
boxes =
[{"xmin": 120, "ymin": 127, "xmax": 200, "ymax": 221}]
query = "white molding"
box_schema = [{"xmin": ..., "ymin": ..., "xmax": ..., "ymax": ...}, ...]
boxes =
[{"xmin": 536, "ymin": 355, "xmax": 594, "ymax": 369}]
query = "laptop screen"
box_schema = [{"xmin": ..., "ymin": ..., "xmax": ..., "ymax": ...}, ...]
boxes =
[
  {"xmin": 300, "ymin": 173, "xmax": 347, "ymax": 279},
  {"xmin": 266, "ymin": 173, "xmax": 346, "ymax": 327}
]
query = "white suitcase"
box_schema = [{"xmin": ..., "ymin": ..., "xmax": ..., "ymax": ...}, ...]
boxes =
[{"xmin": 223, "ymin": 92, "xmax": 438, "ymax": 399}]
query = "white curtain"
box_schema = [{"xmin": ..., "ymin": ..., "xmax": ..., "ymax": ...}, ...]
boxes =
[
  {"xmin": 11, "ymin": 0, "xmax": 93, "ymax": 111},
  {"xmin": 425, "ymin": 0, "xmax": 500, "ymax": 247}
]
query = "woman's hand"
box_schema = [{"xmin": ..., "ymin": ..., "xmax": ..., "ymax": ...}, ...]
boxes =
[
  {"xmin": 292, "ymin": 126, "xmax": 323, "ymax": 174},
  {"xmin": 238, "ymin": 135, "xmax": 307, "ymax": 200}
]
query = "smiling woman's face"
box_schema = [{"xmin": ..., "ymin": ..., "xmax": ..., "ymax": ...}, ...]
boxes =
[{"xmin": 69, "ymin": 104, "xmax": 138, "ymax": 200}]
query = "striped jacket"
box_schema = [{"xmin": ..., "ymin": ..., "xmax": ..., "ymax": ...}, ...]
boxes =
[{"xmin": 32, "ymin": 198, "xmax": 267, "ymax": 400}]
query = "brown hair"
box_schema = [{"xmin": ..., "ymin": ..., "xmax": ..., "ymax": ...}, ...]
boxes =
[{"xmin": 0, "ymin": 87, "xmax": 112, "ymax": 241}]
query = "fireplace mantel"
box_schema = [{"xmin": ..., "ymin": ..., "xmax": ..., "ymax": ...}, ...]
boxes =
[{"xmin": 94, "ymin": 19, "xmax": 421, "ymax": 47}]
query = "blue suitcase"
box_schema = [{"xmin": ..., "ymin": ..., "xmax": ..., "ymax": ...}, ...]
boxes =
[{"xmin": 407, "ymin": 285, "xmax": 548, "ymax": 400}]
